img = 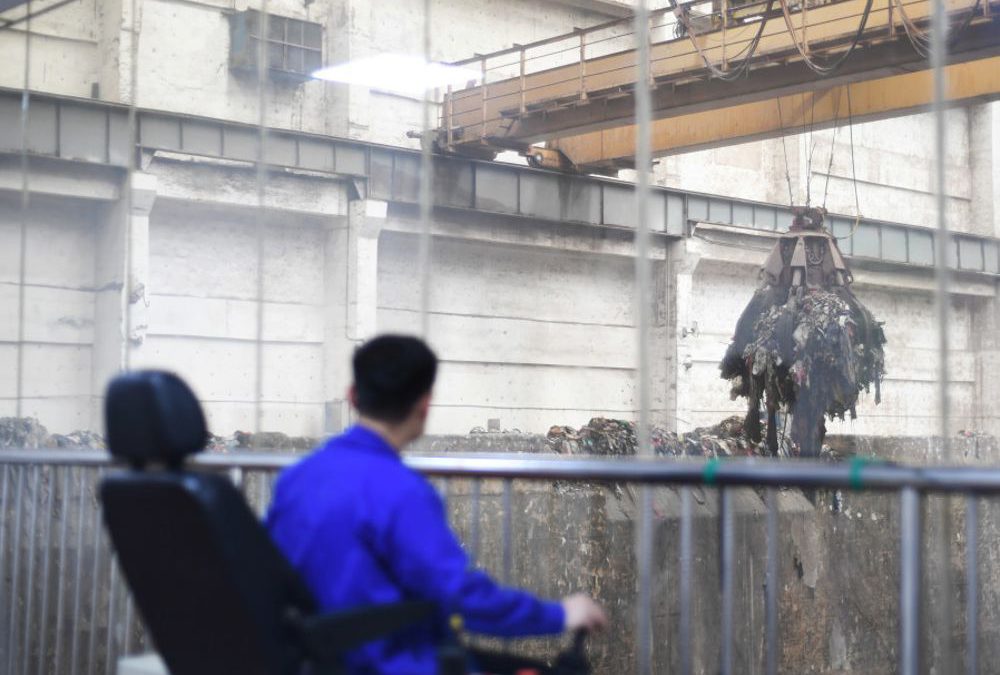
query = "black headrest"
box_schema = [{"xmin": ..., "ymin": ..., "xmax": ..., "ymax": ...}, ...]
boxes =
[{"xmin": 105, "ymin": 371, "xmax": 208, "ymax": 467}]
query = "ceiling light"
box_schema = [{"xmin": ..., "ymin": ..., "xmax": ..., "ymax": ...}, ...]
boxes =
[{"xmin": 311, "ymin": 54, "xmax": 479, "ymax": 97}]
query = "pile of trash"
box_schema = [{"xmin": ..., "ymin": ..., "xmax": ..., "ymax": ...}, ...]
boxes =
[
  {"xmin": 546, "ymin": 416, "xmax": 788, "ymax": 458},
  {"xmin": 0, "ymin": 416, "xmax": 317, "ymax": 453},
  {"xmin": 0, "ymin": 417, "xmax": 107, "ymax": 450},
  {"xmin": 746, "ymin": 288, "xmax": 885, "ymax": 421},
  {"xmin": 205, "ymin": 431, "xmax": 318, "ymax": 453},
  {"xmin": 741, "ymin": 289, "xmax": 879, "ymax": 420},
  {"xmin": 0, "ymin": 417, "xmax": 51, "ymax": 449}
]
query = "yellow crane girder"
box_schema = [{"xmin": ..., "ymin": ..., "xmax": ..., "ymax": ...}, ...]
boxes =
[{"xmin": 549, "ymin": 55, "xmax": 1000, "ymax": 168}]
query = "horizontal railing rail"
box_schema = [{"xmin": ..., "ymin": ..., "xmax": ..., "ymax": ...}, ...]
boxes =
[{"xmin": 4, "ymin": 448, "xmax": 1000, "ymax": 491}]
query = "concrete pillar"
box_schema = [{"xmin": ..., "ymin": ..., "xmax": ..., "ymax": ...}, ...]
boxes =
[
  {"xmin": 972, "ymin": 293, "xmax": 1000, "ymax": 438},
  {"xmin": 90, "ymin": 172, "xmax": 156, "ymax": 429},
  {"xmin": 970, "ymin": 102, "xmax": 1000, "ymax": 238},
  {"xmin": 321, "ymin": 198, "xmax": 386, "ymax": 433},
  {"xmin": 347, "ymin": 198, "xmax": 385, "ymax": 342},
  {"xmin": 668, "ymin": 241, "xmax": 702, "ymax": 432},
  {"xmin": 96, "ymin": 0, "xmax": 136, "ymax": 104},
  {"xmin": 651, "ymin": 250, "xmax": 674, "ymax": 429},
  {"xmin": 968, "ymin": 102, "xmax": 1000, "ymax": 436},
  {"xmin": 324, "ymin": 0, "xmax": 374, "ymax": 140}
]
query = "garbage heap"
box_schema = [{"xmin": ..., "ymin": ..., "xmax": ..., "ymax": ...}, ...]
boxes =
[
  {"xmin": 0, "ymin": 416, "xmax": 316, "ymax": 453},
  {"xmin": 547, "ymin": 415, "xmax": 784, "ymax": 458},
  {"xmin": 720, "ymin": 207, "xmax": 886, "ymax": 457}
]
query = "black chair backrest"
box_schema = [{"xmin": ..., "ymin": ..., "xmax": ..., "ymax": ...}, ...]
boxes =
[{"xmin": 100, "ymin": 371, "xmax": 316, "ymax": 675}]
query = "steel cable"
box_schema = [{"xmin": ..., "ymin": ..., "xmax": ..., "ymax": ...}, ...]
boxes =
[{"xmin": 777, "ymin": 0, "xmax": 875, "ymax": 75}]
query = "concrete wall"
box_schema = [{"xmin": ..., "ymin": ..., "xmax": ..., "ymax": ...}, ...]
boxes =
[
  {"xmin": 0, "ymin": 0, "xmax": 100, "ymax": 98},
  {"xmin": 658, "ymin": 105, "xmax": 994, "ymax": 237},
  {"xmin": 376, "ymin": 228, "xmax": 643, "ymax": 434},
  {"xmin": 0, "ymin": 193, "xmax": 101, "ymax": 431}
]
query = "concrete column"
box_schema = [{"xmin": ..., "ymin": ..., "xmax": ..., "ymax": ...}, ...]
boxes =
[
  {"xmin": 650, "ymin": 250, "xmax": 673, "ymax": 429},
  {"xmin": 970, "ymin": 102, "xmax": 1000, "ymax": 238},
  {"xmin": 972, "ymin": 293, "xmax": 1000, "ymax": 438},
  {"xmin": 969, "ymin": 101, "xmax": 1000, "ymax": 436},
  {"xmin": 324, "ymin": 0, "xmax": 373, "ymax": 139},
  {"xmin": 90, "ymin": 172, "xmax": 156, "ymax": 429},
  {"xmin": 668, "ymin": 241, "xmax": 702, "ymax": 432},
  {"xmin": 347, "ymin": 198, "xmax": 385, "ymax": 342},
  {"xmin": 321, "ymin": 198, "xmax": 386, "ymax": 433}
]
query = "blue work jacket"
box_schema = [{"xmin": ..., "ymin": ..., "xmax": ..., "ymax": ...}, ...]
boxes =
[{"xmin": 266, "ymin": 425, "xmax": 565, "ymax": 674}]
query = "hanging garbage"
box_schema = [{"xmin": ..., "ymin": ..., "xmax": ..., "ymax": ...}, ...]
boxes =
[{"xmin": 720, "ymin": 206, "xmax": 887, "ymax": 457}]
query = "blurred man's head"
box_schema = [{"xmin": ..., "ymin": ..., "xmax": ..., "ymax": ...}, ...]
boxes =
[{"xmin": 349, "ymin": 335, "xmax": 438, "ymax": 445}]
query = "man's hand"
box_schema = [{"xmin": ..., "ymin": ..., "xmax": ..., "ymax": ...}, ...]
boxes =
[{"xmin": 561, "ymin": 593, "xmax": 608, "ymax": 633}]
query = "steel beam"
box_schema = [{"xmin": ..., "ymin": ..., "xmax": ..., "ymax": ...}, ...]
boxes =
[
  {"xmin": 440, "ymin": 0, "xmax": 1000, "ymax": 150},
  {"xmin": 0, "ymin": 86, "xmax": 997, "ymax": 275},
  {"xmin": 551, "ymin": 54, "xmax": 1000, "ymax": 167}
]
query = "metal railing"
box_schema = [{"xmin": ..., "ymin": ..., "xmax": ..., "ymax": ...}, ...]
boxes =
[{"xmin": 0, "ymin": 448, "xmax": 996, "ymax": 674}]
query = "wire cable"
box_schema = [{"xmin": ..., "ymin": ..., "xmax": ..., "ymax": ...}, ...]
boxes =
[
  {"xmin": 821, "ymin": 88, "xmax": 843, "ymax": 209},
  {"xmin": 670, "ymin": 0, "xmax": 776, "ymax": 81},
  {"xmin": 835, "ymin": 83, "xmax": 864, "ymax": 240},
  {"xmin": 777, "ymin": 0, "xmax": 874, "ymax": 75},
  {"xmin": 776, "ymin": 97, "xmax": 796, "ymax": 206}
]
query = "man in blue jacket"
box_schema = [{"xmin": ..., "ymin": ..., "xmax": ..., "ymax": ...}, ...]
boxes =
[{"xmin": 266, "ymin": 334, "xmax": 606, "ymax": 674}]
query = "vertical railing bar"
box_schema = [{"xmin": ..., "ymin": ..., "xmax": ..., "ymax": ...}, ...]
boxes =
[
  {"xmin": 765, "ymin": 487, "xmax": 779, "ymax": 675},
  {"xmin": 502, "ymin": 479, "xmax": 512, "ymax": 585},
  {"xmin": 86, "ymin": 468, "xmax": 106, "ymax": 675},
  {"xmin": 930, "ymin": 0, "xmax": 955, "ymax": 666},
  {"xmin": 480, "ymin": 59, "xmax": 488, "ymax": 138},
  {"xmin": 69, "ymin": 466, "xmax": 89, "ymax": 675},
  {"xmin": 679, "ymin": 487, "xmax": 693, "ymax": 675},
  {"xmin": 720, "ymin": 487, "xmax": 735, "ymax": 675},
  {"xmin": 637, "ymin": 485, "xmax": 654, "ymax": 675},
  {"xmin": 446, "ymin": 84, "xmax": 454, "ymax": 146},
  {"xmin": 0, "ymin": 465, "xmax": 10, "ymax": 665},
  {"xmin": 256, "ymin": 470, "xmax": 269, "ymax": 517},
  {"xmin": 253, "ymin": 0, "xmax": 269, "ymax": 435},
  {"xmin": 104, "ymin": 558, "xmax": 119, "ymax": 675},
  {"xmin": 966, "ymin": 494, "xmax": 978, "ymax": 675},
  {"xmin": 53, "ymin": 467, "xmax": 72, "ymax": 675},
  {"xmin": 20, "ymin": 466, "xmax": 40, "ymax": 675},
  {"xmin": 518, "ymin": 49, "xmax": 526, "ymax": 113},
  {"xmin": 418, "ymin": 0, "xmax": 433, "ymax": 340},
  {"xmin": 122, "ymin": 0, "xmax": 140, "ymax": 374},
  {"xmin": 15, "ymin": 0, "xmax": 32, "ymax": 421},
  {"xmin": 470, "ymin": 479, "xmax": 481, "ymax": 566},
  {"xmin": 36, "ymin": 467, "xmax": 56, "ymax": 675},
  {"xmin": 230, "ymin": 467, "xmax": 244, "ymax": 491},
  {"xmin": 122, "ymin": 596, "xmax": 134, "ymax": 656},
  {"xmin": 634, "ymin": 2, "xmax": 653, "ymax": 671},
  {"xmin": 7, "ymin": 466, "xmax": 26, "ymax": 675},
  {"xmin": 900, "ymin": 486, "xmax": 921, "ymax": 675}
]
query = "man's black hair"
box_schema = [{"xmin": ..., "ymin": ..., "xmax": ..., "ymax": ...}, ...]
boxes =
[{"xmin": 352, "ymin": 335, "xmax": 438, "ymax": 423}]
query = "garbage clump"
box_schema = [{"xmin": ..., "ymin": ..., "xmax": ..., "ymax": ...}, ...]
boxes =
[
  {"xmin": 720, "ymin": 207, "xmax": 886, "ymax": 457},
  {"xmin": 547, "ymin": 415, "xmax": 790, "ymax": 458},
  {"xmin": 0, "ymin": 417, "xmax": 51, "ymax": 449},
  {"xmin": 0, "ymin": 417, "xmax": 315, "ymax": 453}
]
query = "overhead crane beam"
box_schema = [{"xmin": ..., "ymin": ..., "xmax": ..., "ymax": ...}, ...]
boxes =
[
  {"xmin": 553, "ymin": 47, "xmax": 1000, "ymax": 169},
  {"xmin": 438, "ymin": 0, "xmax": 1000, "ymax": 171}
]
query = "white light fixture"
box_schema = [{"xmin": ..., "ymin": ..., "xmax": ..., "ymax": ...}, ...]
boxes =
[{"xmin": 311, "ymin": 54, "xmax": 479, "ymax": 97}]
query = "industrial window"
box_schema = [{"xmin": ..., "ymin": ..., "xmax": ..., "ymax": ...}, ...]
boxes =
[{"xmin": 229, "ymin": 9, "xmax": 323, "ymax": 79}]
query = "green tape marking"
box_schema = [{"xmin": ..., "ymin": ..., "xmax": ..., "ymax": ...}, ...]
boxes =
[
  {"xmin": 703, "ymin": 457, "xmax": 722, "ymax": 485},
  {"xmin": 849, "ymin": 456, "xmax": 882, "ymax": 490}
]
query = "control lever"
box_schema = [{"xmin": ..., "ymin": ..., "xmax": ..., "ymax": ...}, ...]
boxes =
[{"xmin": 551, "ymin": 630, "xmax": 590, "ymax": 675}]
